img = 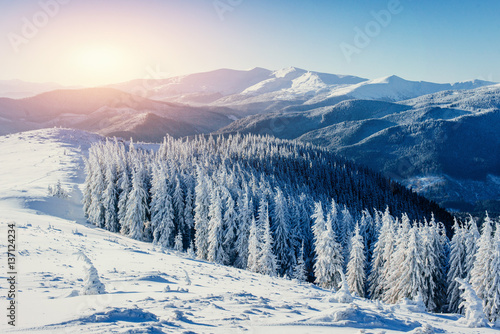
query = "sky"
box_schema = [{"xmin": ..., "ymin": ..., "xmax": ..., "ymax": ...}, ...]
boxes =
[{"xmin": 1, "ymin": 0, "xmax": 499, "ymax": 86}]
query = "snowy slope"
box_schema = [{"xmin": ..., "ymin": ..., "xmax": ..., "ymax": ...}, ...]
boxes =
[
  {"xmin": 1, "ymin": 128, "xmax": 498, "ymax": 333},
  {"xmin": 324, "ymin": 75, "xmax": 495, "ymax": 102}
]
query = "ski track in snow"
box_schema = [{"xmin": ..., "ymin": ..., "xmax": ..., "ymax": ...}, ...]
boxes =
[{"xmin": 0, "ymin": 128, "xmax": 498, "ymax": 333}]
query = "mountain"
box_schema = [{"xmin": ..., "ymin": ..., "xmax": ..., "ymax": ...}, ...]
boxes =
[
  {"xmin": 110, "ymin": 68, "xmax": 495, "ymax": 116},
  {"xmin": 1, "ymin": 128, "xmax": 495, "ymax": 333},
  {"xmin": 109, "ymin": 67, "xmax": 368, "ymax": 115},
  {"xmin": 218, "ymin": 84, "xmax": 500, "ymax": 213},
  {"xmin": 0, "ymin": 79, "xmax": 73, "ymax": 99},
  {"xmin": 0, "ymin": 87, "xmax": 235, "ymax": 141},
  {"xmin": 322, "ymin": 75, "xmax": 495, "ymax": 102},
  {"xmin": 1, "ymin": 68, "xmax": 495, "ymax": 143}
]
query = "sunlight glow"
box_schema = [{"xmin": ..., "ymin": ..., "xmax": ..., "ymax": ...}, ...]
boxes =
[{"xmin": 71, "ymin": 46, "xmax": 135, "ymax": 86}]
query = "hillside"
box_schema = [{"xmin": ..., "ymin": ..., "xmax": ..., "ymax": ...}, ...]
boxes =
[
  {"xmin": 0, "ymin": 88, "xmax": 234, "ymax": 140},
  {"xmin": 218, "ymin": 85, "xmax": 500, "ymax": 213},
  {"xmin": 1, "ymin": 128, "xmax": 498, "ymax": 333}
]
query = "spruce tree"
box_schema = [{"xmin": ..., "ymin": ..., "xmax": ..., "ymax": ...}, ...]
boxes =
[
  {"xmin": 194, "ymin": 167, "xmax": 211, "ymax": 260},
  {"xmin": 347, "ymin": 223, "xmax": 366, "ymax": 297},
  {"xmin": 207, "ymin": 186, "xmax": 226, "ymax": 265},
  {"xmin": 272, "ymin": 187, "xmax": 295, "ymax": 276},
  {"xmin": 447, "ymin": 219, "xmax": 467, "ymax": 314}
]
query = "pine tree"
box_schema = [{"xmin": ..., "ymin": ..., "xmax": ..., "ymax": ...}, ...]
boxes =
[
  {"xmin": 486, "ymin": 222, "xmax": 500, "ymax": 322},
  {"xmin": 194, "ymin": 167, "xmax": 211, "ymax": 260},
  {"xmin": 78, "ymin": 252, "xmax": 106, "ymax": 295},
  {"xmin": 379, "ymin": 207, "xmax": 396, "ymax": 294},
  {"xmin": 150, "ymin": 166, "xmax": 175, "ymax": 248},
  {"xmin": 124, "ymin": 162, "xmax": 148, "ymax": 241},
  {"xmin": 103, "ymin": 162, "xmax": 119, "ymax": 232},
  {"xmin": 313, "ymin": 202, "xmax": 343, "ymax": 290},
  {"xmin": 272, "ymin": 187, "xmax": 295, "ymax": 276},
  {"xmin": 293, "ymin": 241, "xmax": 307, "ymax": 282},
  {"xmin": 247, "ymin": 215, "xmax": 260, "ymax": 273},
  {"xmin": 174, "ymin": 231, "xmax": 183, "ymax": 252},
  {"xmin": 235, "ymin": 193, "xmax": 252, "ymax": 269},
  {"xmin": 172, "ymin": 176, "xmax": 185, "ymax": 237},
  {"xmin": 340, "ymin": 206, "xmax": 355, "ymax": 266},
  {"xmin": 258, "ymin": 207, "xmax": 278, "ymax": 277},
  {"xmin": 385, "ymin": 225, "xmax": 425, "ymax": 305},
  {"xmin": 464, "ymin": 215, "xmax": 480, "ymax": 282},
  {"xmin": 456, "ymin": 278, "xmax": 488, "ymax": 328},
  {"xmin": 87, "ymin": 158, "xmax": 105, "ymax": 228},
  {"xmin": 207, "ymin": 186, "xmax": 227, "ymax": 265},
  {"xmin": 368, "ymin": 207, "xmax": 395, "ymax": 300},
  {"xmin": 223, "ymin": 190, "xmax": 237, "ymax": 265},
  {"xmin": 117, "ymin": 163, "xmax": 131, "ymax": 234},
  {"xmin": 470, "ymin": 214, "xmax": 494, "ymax": 310},
  {"xmin": 347, "ymin": 223, "xmax": 366, "ymax": 297},
  {"xmin": 447, "ymin": 218, "xmax": 467, "ymax": 314}
]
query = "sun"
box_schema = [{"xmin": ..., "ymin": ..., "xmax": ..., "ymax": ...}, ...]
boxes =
[
  {"xmin": 78, "ymin": 47, "xmax": 119, "ymax": 71},
  {"xmin": 72, "ymin": 46, "xmax": 133, "ymax": 86}
]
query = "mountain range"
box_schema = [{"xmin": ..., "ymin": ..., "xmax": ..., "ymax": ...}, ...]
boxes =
[{"xmin": 0, "ymin": 67, "xmax": 498, "ymax": 213}]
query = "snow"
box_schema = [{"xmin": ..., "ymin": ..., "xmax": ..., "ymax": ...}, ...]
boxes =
[{"xmin": 1, "ymin": 128, "xmax": 498, "ymax": 333}]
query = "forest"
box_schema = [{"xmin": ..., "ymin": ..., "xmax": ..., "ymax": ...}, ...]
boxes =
[{"xmin": 82, "ymin": 134, "xmax": 499, "ymax": 321}]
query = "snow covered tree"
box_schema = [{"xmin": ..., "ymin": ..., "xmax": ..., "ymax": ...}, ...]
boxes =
[
  {"xmin": 293, "ymin": 241, "xmax": 307, "ymax": 282},
  {"xmin": 379, "ymin": 207, "xmax": 397, "ymax": 295},
  {"xmin": 247, "ymin": 215, "xmax": 260, "ymax": 273},
  {"xmin": 117, "ymin": 163, "xmax": 131, "ymax": 234},
  {"xmin": 150, "ymin": 166, "xmax": 175, "ymax": 248},
  {"xmin": 340, "ymin": 205, "xmax": 355, "ymax": 265},
  {"xmin": 78, "ymin": 252, "xmax": 106, "ymax": 295},
  {"xmin": 207, "ymin": 186, "xmax": 227, "ymax": 265},
  {"xmin": 194, "ymin": 167, "xmax": 211, "ymax": 260},
  {"xmin": 172, "ymin": 176, "xmax": 185, "ymax": 236},
  {"xmin": 420, "ymin": 218, "xmax": 448, "ymax": 312},
  {"xmin": 124, "ymin": 162, "xmax": 148, "ymax": 241},
  {"xmin": 456, "ymin": 278, "xmax": 488, "ymax": 328},
  {"xmin": 336, "ymin": 271, "xmax": 353, "ymax": 303},
  {"xmin": 272, "ymin": 187, "xmax": 295, "ymax": 276},
  {"xmin": 464, "ymin": 215, "xmax": 480, "ymax": 281},
  {"xmin": 87, "ymin": 158, "xmax": 105, "ymax": 228},
  {"xmin": 174, "ymin": 231, "xmax": 183, "ymax": 252},
  {"xmin": 183, "ymin": 187, "xmax": 195, "ymax": 246},
  {"xmin": 368, "ymin": 207, "xmax": 395, "ymax": 300},
  {"xmin": 485, "ymin": 222, "xmax": 500, "ymax": 322},
  {"xmin": 470, "ymin": 214, "xmax": 494, "ymax": 308},
  {"xmin": 235, "ymin": 192, "xmax": 252, "ymax": 269},
  {"xmin": 347, "ymin": 223, "xmax": 366, "ymax": 297},
  {"xmin": 313, "ymin": 202, "xmax": 344, "ymax": 290},
  {"xmin": 447, "ymin": 219, "xmax": 468, "ymax": 314},
  {"xmin": 385, "ymin": 225, "xmax": 425, "ymax": 305},
  {"xmin": 222, "ymin": 190, "xmax": 237, "ymax": 265},
  {"xmin": 103, "ymin": 162, "xmax": 119, "ymax": 232},
  {"xmin": 257, "ymin": 200, "xmax": 278, "ymax": 276}
]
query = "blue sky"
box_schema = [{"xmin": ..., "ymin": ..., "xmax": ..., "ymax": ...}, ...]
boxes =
[{"xmin": 1, "ymin": 0, "xmax": 499, "ymax": 85}]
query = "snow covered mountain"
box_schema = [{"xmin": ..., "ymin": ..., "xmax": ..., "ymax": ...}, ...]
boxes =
[
  {"xmin": 323, "ymin": 75, "xmax": 494, "ymax": 102},
  {"xmin": 1, "ymin": 128, "xmax": 498, "ymax": 333},
  {"xmin": 219, "ymin": 85, "xmax": 500, "ymax": 213},
  {"xmin": 0, "ymin": 68, "xmax": 495, "ymax": 142},
  {"xmin": 110, "ymin": 67, "xmax": 495, "ymax": 115}
]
